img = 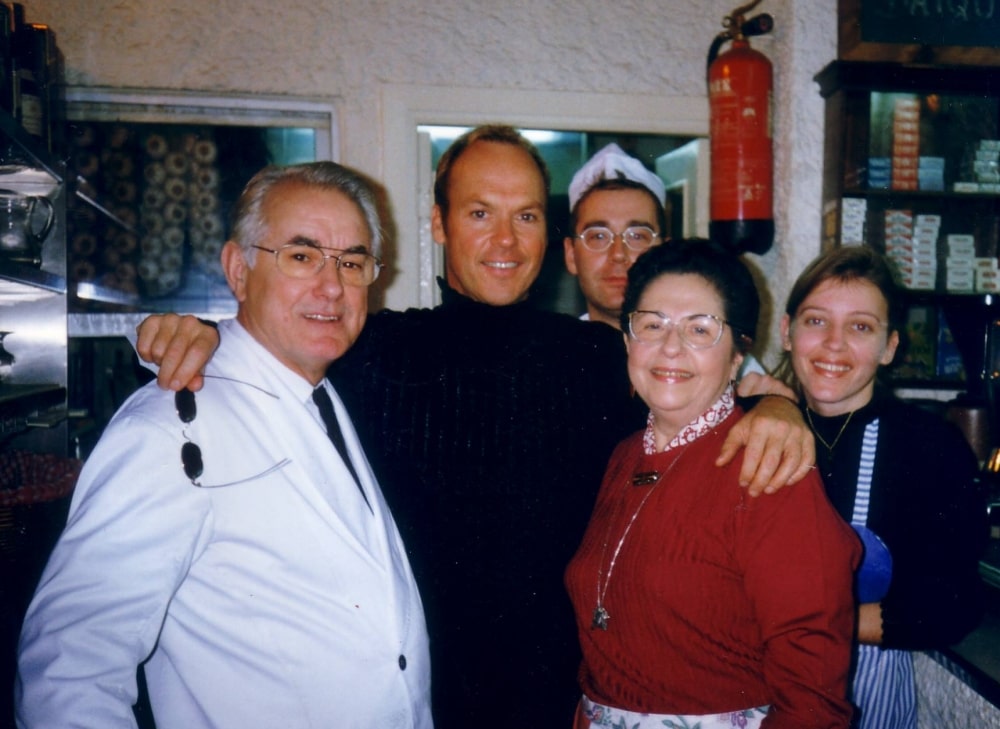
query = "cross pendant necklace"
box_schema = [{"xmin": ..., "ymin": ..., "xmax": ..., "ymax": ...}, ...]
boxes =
[
  {"xmin": 592, "ymin": 445, "xmax": 689, "ymax": 630},
  {"xmin": 591, "ymin": 605, "xmax": 610, "ymax": 630}
]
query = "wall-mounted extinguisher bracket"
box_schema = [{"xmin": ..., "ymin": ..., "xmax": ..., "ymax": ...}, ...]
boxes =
[{"xmin": 707, "ymin": 0, "xmax": 775, "ymax": 255}]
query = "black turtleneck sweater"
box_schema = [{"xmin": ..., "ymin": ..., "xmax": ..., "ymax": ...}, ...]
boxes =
[
  {"xmin": 329, "ymin": 281, "xmax": 643, "ymax": 728},
  {"xmin": 806, "ymin": 390, "xmax": 987, "ymax": 651}
]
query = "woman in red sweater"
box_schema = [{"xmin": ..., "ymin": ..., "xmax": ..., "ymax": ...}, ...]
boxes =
[{"xmin": 565, "ymin": 239, "xmax": 861, "ymax": 728}]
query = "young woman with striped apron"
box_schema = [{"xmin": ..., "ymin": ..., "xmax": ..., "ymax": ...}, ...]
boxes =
[{"xmin": 778, "ymin": 246, "xmax": 987, "ymax": 729}]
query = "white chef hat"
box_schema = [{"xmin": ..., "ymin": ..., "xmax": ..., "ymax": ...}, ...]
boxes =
[{"xmin": 567, "ymin": 143, "xmax": 666, "ymax": 211}]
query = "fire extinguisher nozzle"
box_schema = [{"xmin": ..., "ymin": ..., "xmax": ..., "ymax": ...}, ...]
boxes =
[{"xmin": 742, "ymin": 13, "xmax": 773, "ymax": 38}]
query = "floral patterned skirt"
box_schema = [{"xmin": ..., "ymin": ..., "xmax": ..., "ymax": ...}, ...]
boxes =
[{"xmin": 574, "ymin": 694, "xmax": 769, "ymax": 729}]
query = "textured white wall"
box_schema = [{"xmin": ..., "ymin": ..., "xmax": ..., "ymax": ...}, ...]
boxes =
[{"xmin": 21, "ymin": 0, "xmax": 832, "ymax": 363}]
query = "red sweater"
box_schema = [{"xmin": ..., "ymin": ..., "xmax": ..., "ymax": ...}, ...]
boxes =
[{"xmin": 565, "ymin": 410, "xmax": 861, "ymax": 728}]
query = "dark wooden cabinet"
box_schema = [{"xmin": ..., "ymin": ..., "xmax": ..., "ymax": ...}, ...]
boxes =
[{"xmin": 816, "ymin": 61, "xmax": 1000, "ymax": 397}]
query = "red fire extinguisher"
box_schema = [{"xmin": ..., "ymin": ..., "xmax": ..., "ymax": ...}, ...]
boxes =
[{"xmin": 707, "ymin": 1, "xmax": 774, "ymax": 255}]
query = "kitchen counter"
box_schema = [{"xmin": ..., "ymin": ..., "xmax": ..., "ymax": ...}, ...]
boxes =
[{"xmin": 929, "ymin": 539, "xmax": 1000, "ymax": 711}]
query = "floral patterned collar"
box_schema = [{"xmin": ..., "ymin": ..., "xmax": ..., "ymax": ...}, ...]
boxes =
[{"xmin": 642, "ymin": 385, "xmax": 736, "ymax": 454}]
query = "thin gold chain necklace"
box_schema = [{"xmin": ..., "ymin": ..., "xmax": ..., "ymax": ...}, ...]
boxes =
[
  {"xmin": 805, "ymin": 407, "xmax": 854, "ymax": 455},
  {"xmin": 592, "ymin": 443, "xmax": 690, "ymax": 631}
]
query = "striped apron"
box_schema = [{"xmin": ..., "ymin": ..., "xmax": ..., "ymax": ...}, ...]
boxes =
[{"xmin": 851, "ymin": 418, "xmax": 916, "ymax": 729}]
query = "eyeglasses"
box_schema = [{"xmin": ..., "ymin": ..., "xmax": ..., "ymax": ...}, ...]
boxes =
[
  {"xmin": 175, "ymin": 376, "xmax": 291, "ymax": 488},
  {"xmin": 627, "ymin": 311, "xmax": 729, "ymax": 349},
  {"xmin": 576, "ymin": 226, "xmax": 660, "ymax": 252},
  {"xmin": 252, "ymin": 243, "xmax": 384, "ymax": 286}
]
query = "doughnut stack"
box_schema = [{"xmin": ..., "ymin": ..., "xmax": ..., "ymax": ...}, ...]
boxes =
[
  {"xmin": 67, "ymin": 123, "xmax": 141, "ymax": 298},
  {"xmin": 186, "ymin": 136, "xmax": 225, "ymax": 281},
  {"xmin": 66, "ymin": 122, "xmax": 225, "ymax": 303},
  {"xmin": 139, "ymin": 130, "xmax": 223, "ymax": 296},
  {"xmin": 103, "ymin": 125, "xmax": 141, "ymax": 296}
]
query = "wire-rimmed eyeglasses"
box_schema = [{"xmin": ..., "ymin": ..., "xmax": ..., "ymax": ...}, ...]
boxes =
[
  {"xmin": 252, "ymin": 243, "xmax": 384, "ymax": 286},
  {"xmin": 576, "ymin": 226, "xmax": 661, "ymax": 252},
  {"xmin": 627, "ymin": 311, "xmax": 730, "ymax": 349}
]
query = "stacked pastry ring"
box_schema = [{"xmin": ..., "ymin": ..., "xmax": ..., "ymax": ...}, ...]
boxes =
[
  {"xmin": 138, "ymin": 130, "xmax": 194, "ymax": 297},
  {"xmin": 186, "ymin": 136, "xmax": 225, "ymax": 280},
  {"xmin": 67, "ymin": 124, "xmax": 230, "ymax": 302}
]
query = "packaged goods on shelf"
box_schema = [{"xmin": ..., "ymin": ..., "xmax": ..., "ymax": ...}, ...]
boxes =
[
  {"xmin": 885, "ymin": 208, "xmax": 941, "ymax": 291},
  {"xmin": 840, "ymin": 197, "xmax": 867, "ymax": 244},
  {"xmin": 867, "ymin": 156, "xmax": 891, "ymax": 190},
  {"xmin": 935, "ymin": 311, "xmax": 966, "ymax": 380},
  {"xmin": 917, "ymin": 157, "xmax": 945, "ymax": 191},
  {"xmin": 946, "ymin": 269, "xmax": 975, "ymax": 292},
  {"xmin": 947, "ymin": 234, "xmax": 976, "ymax": 258},
  {"xmin": 945, "ymin": 225, "xmax": 975, "ymax": 293},
  {"xmin": 955, "ymin": 139, "xmax": 1000, "ymax": 192},
  {"xmin": 976, "ymin": 263, "xmax": 1000, "ymax": 293},
  {"xmin": 891, "ymin": 97, "xmax": 920, "ymax": 191}
]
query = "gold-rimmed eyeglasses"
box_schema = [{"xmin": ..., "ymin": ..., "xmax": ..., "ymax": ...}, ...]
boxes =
[
  {"xmin": 252, "ymin": 243, "xmax": 384, "ymax": 286},
  {"xmin": 576, "ymin": 226, "xmax": 661, "ymax": 252}
]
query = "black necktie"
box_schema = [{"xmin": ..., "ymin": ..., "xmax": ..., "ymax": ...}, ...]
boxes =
[{"xmin": 312, "ymin": 385, "xmax": 371, "ymax": 510}]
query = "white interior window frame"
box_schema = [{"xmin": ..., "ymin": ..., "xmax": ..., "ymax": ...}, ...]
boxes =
[{"xmin": 62, "ymin": 87, "xmax": 340, "ymax": 160}]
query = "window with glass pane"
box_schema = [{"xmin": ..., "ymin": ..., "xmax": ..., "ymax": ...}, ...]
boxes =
[{"xmin": 62, "ymin": 89, "xmax": 337, "ymax": 318}]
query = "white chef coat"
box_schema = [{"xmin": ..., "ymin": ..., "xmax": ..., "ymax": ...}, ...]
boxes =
[{"xmin": 16, "ymin": 319, "xmax": 432, "ymax": 729}]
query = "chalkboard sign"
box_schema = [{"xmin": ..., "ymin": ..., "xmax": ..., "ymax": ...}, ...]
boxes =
[
  {"xmin": 839, "ymin": 0, "xmax": 1000, "ymax": 64},
  {"xmin": 862, "ymin": 0, "xmax": 1000, "ymax": 48}
]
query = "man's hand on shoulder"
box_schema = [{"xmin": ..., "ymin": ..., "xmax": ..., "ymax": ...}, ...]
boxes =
[
  {"xmin": 735, "ymin": 372, "xmax": 797, "ymax": 401},
  {"xmin": 135, "ymin": 314, "xmax": 220, "ymax": 392},
  {"xmin": 716, "ymin": 395, "xmax": 815, "ymax": 497}
]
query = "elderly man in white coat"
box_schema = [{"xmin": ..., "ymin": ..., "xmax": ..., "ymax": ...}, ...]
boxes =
[{"xmin": 15, "ymin": 162, "xmax": 432, "ymax": 729}]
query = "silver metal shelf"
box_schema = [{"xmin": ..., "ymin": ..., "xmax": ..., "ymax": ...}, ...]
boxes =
[{"xmin": 0, "ymin": 261, "xmax": 66, "ymax": 297}]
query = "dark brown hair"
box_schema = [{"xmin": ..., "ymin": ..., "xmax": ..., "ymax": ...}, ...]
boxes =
[
  {"xmin": 620, "ymin": 238, "xmax": 759, "ymax": 354},
  {"xmin": 773, "ymin": 245, "xmax": 904, "ymax": 386},
  {"xmin": 569, "ymin": 177, "xmax": 668, "ymax": 238}
]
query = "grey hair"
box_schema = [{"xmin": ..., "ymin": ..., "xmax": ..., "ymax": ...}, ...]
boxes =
[{"xmin": 230, "ymin": 161, "xmax": 384, "ymax": 263}]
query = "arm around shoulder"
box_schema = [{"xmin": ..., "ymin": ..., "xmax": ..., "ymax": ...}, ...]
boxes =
[
  {"xmin": 716, "ymin": 395, "xmax": 815, "ymax": 497},
  {"xmin": 134, "ymin": 313, "xmax": 220, "ymax": 391}
]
